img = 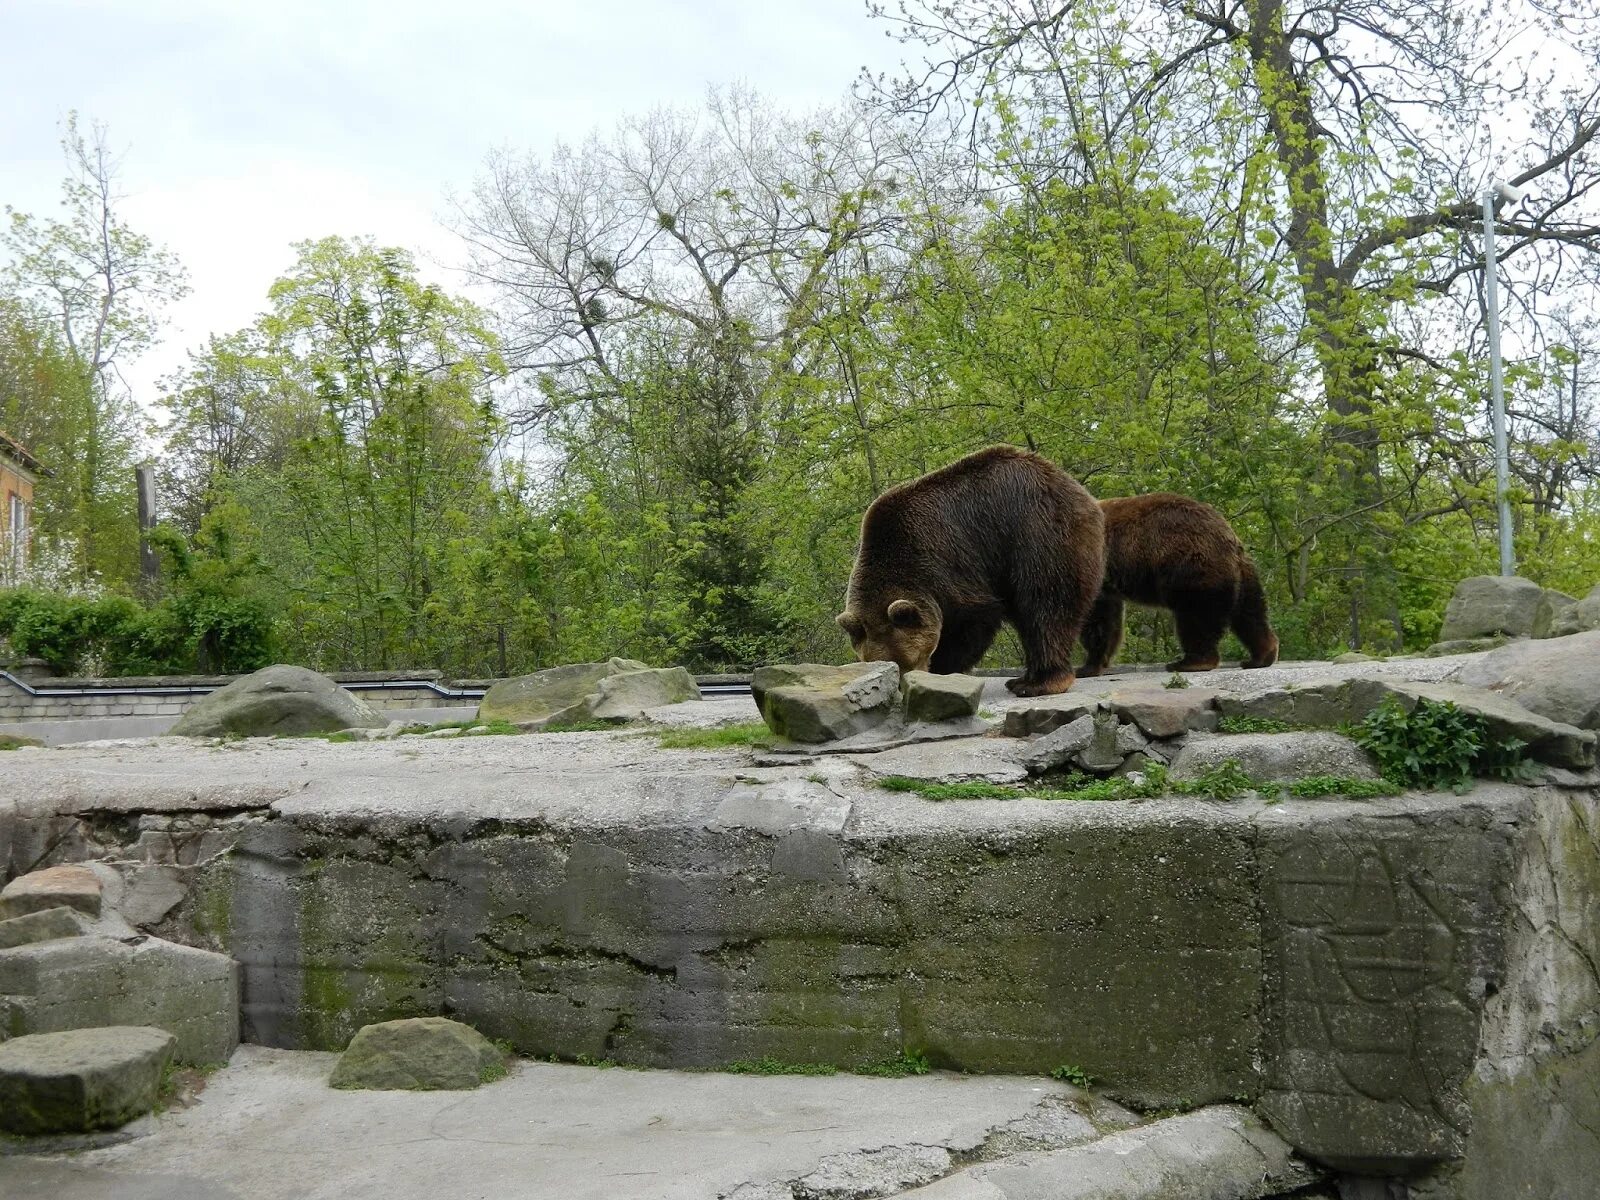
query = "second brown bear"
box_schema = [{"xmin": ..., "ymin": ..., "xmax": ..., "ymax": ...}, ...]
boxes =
[{"xmin": 1079, "ymin": 494, "xmax": 1279, "ymax": 675}]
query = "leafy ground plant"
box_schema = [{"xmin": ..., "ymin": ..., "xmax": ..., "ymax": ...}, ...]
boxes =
[
  {"xmin": 1050, "ymin": 1064, "xmax": 1094, "ymax": 1087},
  {"xmin": 854, "ymin": 1050, "xmax": 931, "ymax": 1078},
  {"xmin": 725, "ymin": 1056, "xmax": 838, "ymax": 1076},
  {"xmin": 1217, "ymin": 714, "xmax": 1295, "ymax": 734},
  {"xmin": 1356, "ymin": 698, "xmax": 1532, "ymax": 790}
]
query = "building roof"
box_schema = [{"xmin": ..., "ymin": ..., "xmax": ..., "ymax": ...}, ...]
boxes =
[{"xmin": 0, "ymin": 429, "xmax": 46, "ymax": 476}]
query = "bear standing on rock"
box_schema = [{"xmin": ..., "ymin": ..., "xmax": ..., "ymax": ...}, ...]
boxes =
[
  {"xmin": 837, "ymin": 446, "xmax": 1104, "ymax": 696},
  {"xmin": 1079, "ymin": 493, "xmax": 1278, "ymax": 675}
]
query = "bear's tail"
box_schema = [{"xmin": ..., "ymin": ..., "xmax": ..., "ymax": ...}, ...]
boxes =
[{"xmin": 1231, "ymin": 554, "xmax": 1279, "ymax": 668}]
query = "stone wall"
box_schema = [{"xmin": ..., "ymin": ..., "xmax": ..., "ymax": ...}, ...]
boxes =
[{"xmin": 0, "ymin": 669, "xmax": 482, "ymax": 722}]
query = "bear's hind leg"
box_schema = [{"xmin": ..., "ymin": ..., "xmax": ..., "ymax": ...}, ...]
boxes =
[
  {"xmin": 1230, "ymin": 558, "xmax": 1279, "ymax": 668},
  {"xmin": 1077, "ymin": 591, "xmax": 1125, "ymax": 678},
  {"xmin": 1166, "ymin": 588, "xmax": 1233, "ymax": 672}
]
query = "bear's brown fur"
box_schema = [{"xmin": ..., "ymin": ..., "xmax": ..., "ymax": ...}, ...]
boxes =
[
  {"xmin": 1078, "ymin": 493, "xmax": 1278, "ymax": 675},
  {"xmin": 837, "ymin": 446, "xmax": 1105, "ymax": 696}
]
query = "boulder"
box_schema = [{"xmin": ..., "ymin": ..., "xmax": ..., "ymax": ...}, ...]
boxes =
[
  {"xmin": 1449, "ymin": 630, "xmax": 1600, "ymax": 732},
  {"xmin": 0, "ymin": 863, "xmax": 102, "ymax": 919},
  {"xmin": 1002, "ymin": 694, "xmax": 1105, "ymax": 737},
  {"xmin": 0, "ymin": 933, "xmax": 239, "ymax": 1064},
  {"xmin": 752, "ymin": 662, "xmax": 899, "ymax": 743},
  {"xmin": 329, "ymin": 1017, "xmax": 503, "ymax": 1090},
  {"xmin": 1075, "ymin": 712, "xmax": 1129, "ymax": 774},
  {"xmin": 0, "ymin": 906, "xmax": 90, "ymax": 950},
  {"xmin": 1536, "ymin": 589, "xmax": 1578, "ymax": 638},
  {"xmin": 1107, "ymin": 688, "xmax": 1220, "ymax": 738},
  {"xmin": 1172, "ymin": 732, "xmax": 1381, "ymax": 785},
  {"xmin": 0, "ymin": 1026, "xmax": 175, "ymax": 1135},
  {"xmin": 586, "ymin": 667, "xmax": 701, "ymax": 721},
  {"xmin": 477, "ymin": 658, "xmax": 649, "ymax": 726},
  {"xmin": 1548, "ymin": 583, "xmax": 1600, "ymax": 637},
  {"xmin": 169, "ymin": 665, "xmax": 384, "ymax": 738},
  {"xmin": 901, "ymin": 671, "xmax": 985, "ymax": 722},
  {"xmin": 1438, "ymin": 575, "xmax": 1545, "ymax": 641}
]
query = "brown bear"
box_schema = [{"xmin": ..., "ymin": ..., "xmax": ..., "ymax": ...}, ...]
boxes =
[
  {"xmin": 1078, "ymin": 493, "xmax": 1278, "ymax": 675},
  {"xmin": 837, "ymin": 446, "xmax": 1104, "ymax": 696}
]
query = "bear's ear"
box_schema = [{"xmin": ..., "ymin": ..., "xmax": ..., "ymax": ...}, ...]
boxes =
[
  {"xmin": 887, "ymin": 599, "xmax": 924, "ymax": 629},
  {"xmin": 836, "ymin": 612, "xmax": 864, "ymax": 639}
]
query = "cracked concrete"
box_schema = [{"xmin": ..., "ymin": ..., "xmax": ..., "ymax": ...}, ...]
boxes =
[{"xmin": 0, "ymin": 1047, "xmax": 1168, "ymax": 1200}]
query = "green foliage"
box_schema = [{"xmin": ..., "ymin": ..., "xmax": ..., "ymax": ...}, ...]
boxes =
[
  {"xmin": 0, "ymin": 733, "xmax": 43, "ymax": 750},
  {"xmin": 1178, "ymin": 759, "xmax": 1255, "ymax": 800},
  {"xmin": 1050, "ymin": 1064, "xmax": 1095, "ymax": 1087},
  {"xmin": 1356, "ymin": 698, "xmax": 1532, "ymax": 790},
  {"xmin": 1217, "ymin": 715, "xmax": 1296, "ymax": 734},
  {"xmin": 725, "ymin": 1056, "xmax": 838, "ymax": 1076},
  {"xmin": 1163, "ymin": 673, "xmax": 1191, "ymax": 689},
  {"xmin": 854, "ymin": 1050, "xmax": 931, "ymax": 1078},
  {"xmin": 655, "ymin": 721, "xmax": 773, "ymax": 749}
]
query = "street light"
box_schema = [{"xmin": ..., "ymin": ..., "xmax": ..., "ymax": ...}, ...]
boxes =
[{"xmin": 1481, "ymin": 179, "xmax": 1523, "ymax": 577}]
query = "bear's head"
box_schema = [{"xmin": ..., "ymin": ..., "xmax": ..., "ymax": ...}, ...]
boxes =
[{"xmin": 836, "ymin": 597, "xmax": 941, "ymax": 674}]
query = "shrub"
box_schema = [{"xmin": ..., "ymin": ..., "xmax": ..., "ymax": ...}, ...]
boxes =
[{"xmin": 1356, "ymin": 698, "xmax": 1531, "ymax": 790}]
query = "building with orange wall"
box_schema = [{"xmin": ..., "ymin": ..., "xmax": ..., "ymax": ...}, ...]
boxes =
[{"xmin": 1, "ymin": 429, "xmax": 43, "ymax": 579}]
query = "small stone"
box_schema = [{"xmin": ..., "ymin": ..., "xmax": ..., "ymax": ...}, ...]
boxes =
[
  {"xmin": 1107, "ymin": 689, "xmax": 1220, "ymax": 738},
  {"xmin": 1074, "ymin": 713, "xmax": 1129, "ymax": 774},
  {"xmin": 1114, "ymin": 722, "xmax": 1150, "ymax": 755},
  {"xmin": 0, "ymin": 864, "xmax": 102, "ymax": 919},
  {"xmin": 1002, "ymin": 694, "xmax": 1105, "ymax": 737},
  {"xmin": 901, "ymin": 671, "xmax": 985, "ymax": 722},
  {"xmin": 0, "ymin": 1026, "xmax": 175, "ymax": 1135},
  {"xmin": 1023, "ymin": 714, "xmax": 1096, "ymax": 774},
  {"xmin": 329, "ymin": 1017, "xmax": 504, "ymax": 1091}
]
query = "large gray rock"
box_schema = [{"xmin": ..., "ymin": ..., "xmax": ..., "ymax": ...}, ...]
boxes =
[
  {"xmin": 753, "ymin": 662, "xmax": 899, "ymax": 743},
  {"xmin": 586, "ymin": 667, "xmax": 701, "ymax": 721},
  {"xmin": 901, "ymin": 671, "xmax": 984, "ymax": 723},
  {"xmin": 477, "ymin": 658, "xmax": 648, "ymax": 726},
  {"xmin": 0, "ymin": 863, "xmax": 102, "ymax": 918},
  {"xmin": 1548, "ymin": 582, "xmax": 1600, "ymax": 637},
  {"xmin": 1171, "ymin": 732, "xmax": 1380, "ymax": 785},
  {"xmin": 329, "ymin": 1017, "xmax": 503, "ymax": 1090},
  {"xmin": 1439, "ymin": 575, "xmax": 1546, "ymax": 640},
  {"xmin": 170, "ymin": 665, "xmax": 383, "ymax": 738},
  {"xmin": 0, "ymin": 933, "xmax": 238, "ymax": 1064},
  {"xmin": 1536, "ymin": 588, "xmax": 1578, "ymax": 638},
  {"xmin": 0, "ymin": 1026, "xmax": 174, "ymax": 1135},
  {"xmin": 1450, "ymin": 629, "xmax": 1600, "ymax": 731}
]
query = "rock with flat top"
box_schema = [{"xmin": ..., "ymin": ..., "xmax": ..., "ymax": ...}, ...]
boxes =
[
  {"xmin": 0, "ymin": 864, "xmax": 101, "ymax": 919},
  {"xmin": 901, "ymin": 671, "xmax": 985, "ymax": 723},
  {"xmin": 1439, "ymin": 575, "xmax": 1545, "ymax": 641},
  {"xmin": 753, "ymin": 662, "xmax": 900, "ymax": 743},
  {"xmin": 0, "ymin": 906, "xmax": 91, "ymax": 950},
  {"xmin": 0, "ymin": 1026, "xmax": 175, "ymax": 1135},
  {"xmin": 1107, "ymin": 688, "xmax": 1220, "ymax": 739},
  {"xmin": 329, "ymin": 1017, "xmax": 503, "ymax": 1090}
]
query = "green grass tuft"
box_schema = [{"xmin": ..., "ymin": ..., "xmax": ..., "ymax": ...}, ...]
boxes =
[
  {"xmin": 725, "ymin": 1056, "xmax": 838, "ymax": 1076},
  {"xmin": 1285, "ymin": 774, "xmax": 1398, "ymax": 798},
  {"xmin": 0, "ymin": 733, "xmax": 43, "ymax": 750},
  {"xmin": 541, "ymin": 719, "xmax": 622, "ymax": 734},
  {"xmin": 1163, "ymin": 672, "xmax": 1191, "ymax": 689},
  {"xmin": 656, "ymin": 721, "xmax": 773, "ymax": 750}
]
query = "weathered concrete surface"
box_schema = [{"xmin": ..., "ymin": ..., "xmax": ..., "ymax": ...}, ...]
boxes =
[
  {"xmin": 2, "ymin": 650, "xmax": 1595, "ymax": 1189},
  {"xmin": 0, "ymin": 1045, "xmax": 1161, "ymax": 1200},
  {"xmin": 902, "ymin": 1105, "xmax": 1317, "ymax": 1199}
]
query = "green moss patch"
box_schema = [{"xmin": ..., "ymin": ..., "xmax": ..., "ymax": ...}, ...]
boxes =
[{"xmin": 656, "ymin": 722, "xmax": 773, "ymax": 750}]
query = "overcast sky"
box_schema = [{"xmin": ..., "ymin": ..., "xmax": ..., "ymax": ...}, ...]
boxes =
[{"xmin": 2, "ymin": 0, "xmax": 911, "ymax": 406}]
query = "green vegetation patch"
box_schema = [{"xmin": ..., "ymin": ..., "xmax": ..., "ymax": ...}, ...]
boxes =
[
  {"xmin": 878, "ymin": 759, "xmax": 1386, "ymax": 804},
  {"xmin": 853, "ymin": 1050, "xmax": 932, "ymax": 1078},
  {"xmin": 1217, "ymin": 714, "xmax": 1297, "ymax": 734},
  {"xmin": 1050, "ymin": 1063, "xmax": 1095, "ymax": 1087},
  {"xmin": 0, "ymin": 733, "xmax": 43, "ymax": 750},
  {"xmin": 725, "ymin": 1056, "xmax": 838, "ymax": 1076},
  {"xmin": 656, "ymin": 721, "xmax": 773, "ymax": 750},
  {"xmin": 1356, "ymin": 697, "xmax": 1535, "ymax": 790}
]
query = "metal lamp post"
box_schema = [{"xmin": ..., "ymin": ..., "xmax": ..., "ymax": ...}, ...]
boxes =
[{"xmin": 1481, "ymin": 181, "xmax": 1521, "ymax": 577}]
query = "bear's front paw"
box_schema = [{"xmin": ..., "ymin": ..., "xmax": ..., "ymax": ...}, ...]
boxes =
[{"xmin": 1006, "ymin": 670, "xmax": 1076, "ymax": 697}]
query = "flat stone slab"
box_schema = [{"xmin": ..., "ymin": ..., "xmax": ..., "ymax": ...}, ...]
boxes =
[
  {"xmin": 0, "ymin": 1025, "xmax": 174, "ymax": 1135},
  {"xmin": 0, "ymin": 864, "xmax": 102, "ymax": 919},
  {"xmin": 1170, "ymin": 731, "xmax": 1381, "ymax": 785}
]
